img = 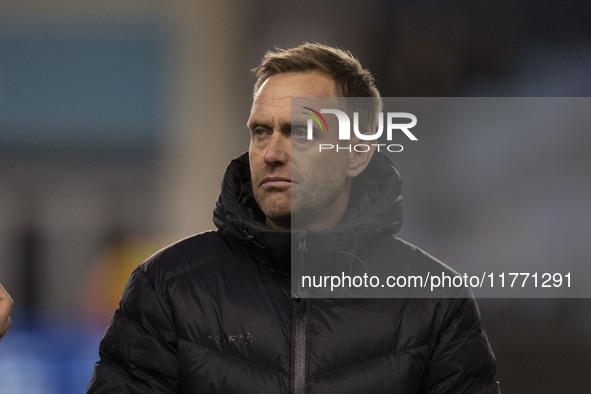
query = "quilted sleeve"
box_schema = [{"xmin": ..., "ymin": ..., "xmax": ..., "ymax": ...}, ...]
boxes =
[
  {"xmin": 424, "ymin": 296, "xmax": 501, "ymax": 393},
  {"xmin": 87, "ymin": 267, "xmax": 179, "ymax": 393}
]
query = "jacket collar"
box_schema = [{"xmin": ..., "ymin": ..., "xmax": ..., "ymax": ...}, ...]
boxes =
[{"xmin": 213, "ymin": 151, "xmax": 403, "ymax": 268}]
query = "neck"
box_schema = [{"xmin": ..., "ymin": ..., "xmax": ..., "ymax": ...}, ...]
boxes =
[{"xmin": 265, "ymin": 216, "xmax": 290, "ymax": 231}]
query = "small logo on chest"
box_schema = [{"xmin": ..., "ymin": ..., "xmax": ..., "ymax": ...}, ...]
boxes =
[{"xmin": 202, "ymin": 332, "xmax": 256, "ymax": 345}]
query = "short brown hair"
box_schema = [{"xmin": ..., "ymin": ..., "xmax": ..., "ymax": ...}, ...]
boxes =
[
  {"xmin": 252, "ymin": 42, "xmax": 380, "ymax": 99},
  {"xmin": 252, "ymin": 42, "xmax": 382, "ymax": 132}
]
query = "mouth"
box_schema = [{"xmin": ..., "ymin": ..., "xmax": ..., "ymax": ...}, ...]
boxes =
[{"xmin": 261, "ymin": 177, "xmax": 292, "ymax": 187}]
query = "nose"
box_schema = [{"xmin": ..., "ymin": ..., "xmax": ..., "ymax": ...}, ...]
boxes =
[{"xmin": 263, "ymin": 133, "xmax": 290, "ymax": 165}]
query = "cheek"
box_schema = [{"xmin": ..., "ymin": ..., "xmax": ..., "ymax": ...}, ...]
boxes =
[{"xmin": 248, "ymin": 160, "xmax": 259, "ymax": 182}]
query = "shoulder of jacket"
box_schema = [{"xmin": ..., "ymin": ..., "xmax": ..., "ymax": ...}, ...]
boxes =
[
  {"xmin": 386, "ymin": 237, "xmax": 459, "ymax": 276},
  {"xmin": 135, "ymin": 230, "xmax": 231, "ymax": 289},
  {"xmin": 368, "ymin": 236, "xmax": 472, "ymax": 298}
]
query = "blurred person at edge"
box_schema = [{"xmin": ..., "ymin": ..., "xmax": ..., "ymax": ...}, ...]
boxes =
[
  {"xmin": 88, "ymin": 43, "xmax": 499, "ymax": 393},
  {"xmin": 0, "ymin": 284, "xmax": 13, "ymax": 341}
]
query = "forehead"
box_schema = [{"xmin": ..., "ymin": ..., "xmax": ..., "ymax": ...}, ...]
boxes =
[{"xmin": 249, "ymin": 71, "xmax": 337, "ymax": 121}]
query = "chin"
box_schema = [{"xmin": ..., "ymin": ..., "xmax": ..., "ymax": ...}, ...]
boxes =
[
  {"xmin": 257, "ymin": 199, "xmax": 287, "ymax": 218},
  {"xmin": 264, "ymin": 208, "xmax": 290, "ymax": 221}
]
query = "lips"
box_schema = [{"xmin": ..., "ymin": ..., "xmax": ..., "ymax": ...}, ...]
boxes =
[{"xmin": 261, "ymin": 177, "xmax": 292, "ymax": 187}]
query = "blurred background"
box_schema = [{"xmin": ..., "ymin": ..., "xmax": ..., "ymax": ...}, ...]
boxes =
[{"xmin": 0, "ymin": 0, "xmax": 590, "ymax": 392}]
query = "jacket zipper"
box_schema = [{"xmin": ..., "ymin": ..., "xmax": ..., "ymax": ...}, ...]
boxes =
[
  {"xmin": 296, "ymin": 239, "xmax": 308, "ymax": 298},
  {"xmin": 293, "ymin": 298, "xmax": 308, "ymax": 394},
  {"xmin": 293, "ymin": 238, "xmax": 308, "ymax": 394}
]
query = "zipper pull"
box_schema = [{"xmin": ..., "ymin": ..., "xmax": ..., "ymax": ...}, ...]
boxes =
[{"xmin": 298, "ymin": 239, "xmax": 307, "ymax": 253}]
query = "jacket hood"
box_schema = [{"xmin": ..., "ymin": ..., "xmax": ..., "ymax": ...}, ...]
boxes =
[{"xmin": 213, "ymin": 151, "xmax": 403, "ymax": 259}]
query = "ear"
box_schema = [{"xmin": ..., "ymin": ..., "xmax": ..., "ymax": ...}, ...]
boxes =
[{"xmin": 347, "ymin": 141, "xmax": 376, "ymax": 178}]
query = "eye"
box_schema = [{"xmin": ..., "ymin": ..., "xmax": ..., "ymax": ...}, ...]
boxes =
[
  {"xmin": 252, "ymin": 127, "xmax": 267, "ymax": 137},
  {"xmin": 292, "ymin": 128, "xmax": 308, "ymax": 138}
]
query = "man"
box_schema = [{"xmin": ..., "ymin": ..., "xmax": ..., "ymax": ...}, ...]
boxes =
[
  {"xmin": 0, "ymin": 284, "xmax": 13, "ymax": 341},
  {"xmin": 88, "ymin": 43, "xmax": 499, "ymax": 393}
]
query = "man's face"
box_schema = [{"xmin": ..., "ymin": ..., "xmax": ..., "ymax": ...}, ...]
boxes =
[{"xmin": 247, "ymin": 71, "xmax": 353, "ymax": 231}]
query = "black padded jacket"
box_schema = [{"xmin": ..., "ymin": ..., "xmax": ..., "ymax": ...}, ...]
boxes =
[{"xmin": 87, "ymin": 152, "xmax": 500, "ymax": 393}]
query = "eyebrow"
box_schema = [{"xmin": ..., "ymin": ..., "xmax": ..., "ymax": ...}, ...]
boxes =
[{"xmin": 247, "ymin": 118, "xmax": 293, "ymax": 133}]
